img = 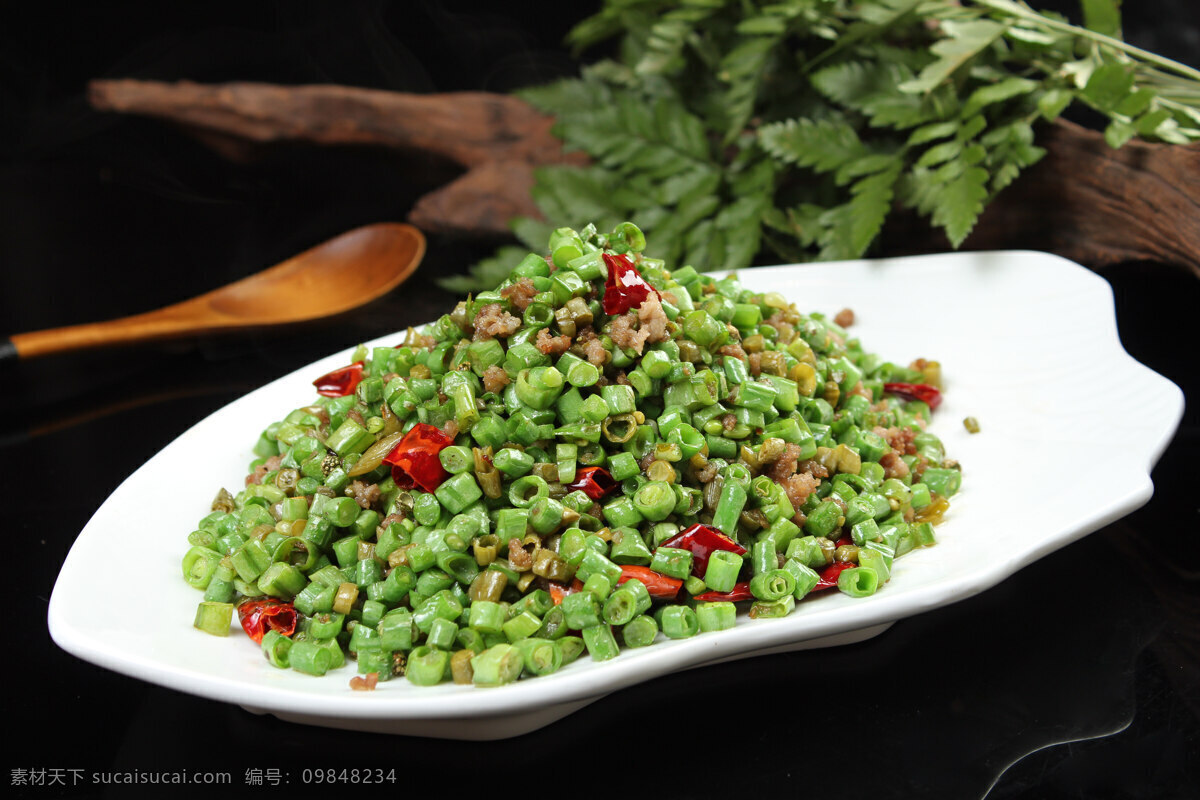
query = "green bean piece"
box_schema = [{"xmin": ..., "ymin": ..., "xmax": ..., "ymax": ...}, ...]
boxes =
[
  {"xmin": 633, "ymin": 481, "xmax": 676, "ymax": 522},
  {"xmin": 749, "ymin": 595, "xmax": 796, "ymax": 619},
  {"xmin": 656, "ymin": 605, "xmax": 699, "ymax": 639},
  {"xmin": 582, "ymin": 624, "xmax": 621, "ymax": 661},
  {"xmin": 468, "ymin": 600, "xmax": 506, "ymax": 635},
  {"xmin": 508, "ymin": 475, "xmax": 550, "ymax": 508},
  {"xmin": 183, "ymin": 546, "xmax": 222, "ymax": 590},
  {"xmin": 609, "ymin": 528, "xmax": 653, "ymax": 565},
  {"xmin": 837, "ymin": 566, "xmax": 880, "ymax": 597},
  {"xmin": 435, "ymin": 473, "xmax": 483, "ymax": 515},
  {"xmin": 621, "ymin": 615, "xmax": 658, "ymax": 648},
  {"xmin": 695, "ymin": 601, "xmax": 737, "ymax": 632},
  {"xmin": 607, "ymin": 451, "xmax": 640, "ymax": 481},
  {"xmin": 703, "ymin": 549, "xmax": 744, "ymax": 594},
  {"xmin": 471, "ymin": 644, "xmax": 525, "ymax": 687},
  {"xmin": 576, "ymin": 549, "xmax": 624, "ymax": 585},
  {"xmin": 502, "ymin": 610, "xmax": 543, "ymax": 643},
  {"xmin": 192, "ymin": 601, "xmax": 234, "ymax": 636},
  {"xmin": 437, "ymin": 550, "xmax": 480, "ymax": 585},
  {"xmin": 514, "ymin": 637, "xmax": 563, "ymax": 677},
  {"xmin": 529, "ymin": 496, "xmax": 565, "ymax": 535},
  {"xmin": 289, "ymin": 640, "xmax": 334, "ymax": 676},
  {"xmin": 602, "ymin": 588, "xmax": 639, "ymax": 626},
  {"xmin": 750, "ymin": 569, "xmax": 797, "ymax": 601},
  {"xmin": 439, "ymin": 445, "xmax": 474, "ymax": 475},
  {"xmin": 558, "ymin": 636, "xmax": 587, "ymax": 664},
  {"xmin": 427, "ymin": 617, "xmax": 459, "ymax": 650},
  {"xmin": 858, "ymin": 547, "xmax": 892, "ymax": 584},
  {"xmin": 711, "ymin": 480, "xmax": 748, "ymax": 537},
  {"xmin": 582, "ymin": 573, "xmax": 614, "ymax": 603},
  {"xmin": 494, "ymin": 448, "xmax": 535, "ymax": 477},
  {"xmin": 561, "ymin": 591, "xmax": 603, "ymax": 630},
  {"xmin": 260, "ymin": 629, "xmax": 293, "ymax": 668},
  {"xmin": 406, "ymin": 646, "xmax": 449, "ymax": 686}
]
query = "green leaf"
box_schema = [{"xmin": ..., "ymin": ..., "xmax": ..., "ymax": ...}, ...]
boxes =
[
  {"xmin": 519, "ymin": 77, "xmax": 608, "ymax": 116},
  {"xmin": 438, "ymin": 246, "xmax": 529, "ymax": 294},
  {"xmin": 657, "ymin": 167, "xmax": 722, "ymax": 205},
  {"xmin": 956, "ymin": 114, "xmax": 987, "ymax": 141},
  {"xmin": 736, "ymin": 15, "xmax": 787, "ymax": 35},
  {"xmin": 835, "ymin": 151, "xmax": 904, "ymax": 185},
  {"xmin": 961, "ymin": 77, "xmax": 1038, "ymax": 118},
  {"xmin": 818, "ymin": 163, "xmax": 902, "ymax": 260},
  {"xmin": 1083, "ymin": 63, "xmax": 1135, "ymax": 110},
  {"xmin": 510, "ymin": 217, "xmax": 556, "ymax": 251},
  {"xmin": 758, "ymin": 117, "xmax": 866, "ymax": 171},
  {"xmin": 1115, "ymin": 89, "xmax": 1154, "ymax": 118},
  {"xmin": 991, "ymin": 162, "xmax": 1022, "ymax": 193},
  {"xmin": 898, "ymin": 20, "xmax": 1007, "ymax": 94},
  {"xmin": 714, "ymin": 195, "xmax": 769, "ymax": 268},
  {"xmin": 1104, "ymin": 118, "xmax": 1136, "ymax": 148},
  {"xmin": 1004, "ymin": 26, "xmax": 1059, "ymax": 46},
  {"xmin": 915, "ymin": 139, "xmax": 963, "ymax": 169},
  {"xmin": 810, "ymin": 59, "xmax": 934, "ymax": 128},
  {"xmin": 1080, "ymin": 0, "xmax": 1122, "ymax": 38},
  {"xmin": 932, "ymin": 166, "xmax": 989, "ymax": 247},
  {"xmin": 530, "ymin": 166, "xmax": 625, "ymax": 228},
  {"xmin": 908, "ymin": 120, "xmax": 960, "ymax": 145},
  {"xmin": 811, "ymin": 60, "xmax": 892, "ymax": 109},
  {"xmin": 1037, "ymin": 87, "xmax": 1075, "ymax": 120},
  {"xmin": 1134, "ymin": 107, "xmax": 1172, "ymax": 136},
  {"xmin": 719, "ymin": 34, "xmax": 781, "ymax": 141}
]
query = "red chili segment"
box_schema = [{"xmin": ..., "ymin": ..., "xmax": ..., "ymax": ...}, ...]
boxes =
[
  {"xmin": 659, "ymin": 523, "xmax": 747, "ymax": 578},
  {"xmin": 312, "ymin": 361, "xmax": 365, "ymax": 397},
  {"xmin": 236, "ymin": 598, "xmax": 297, "ymax": 644},
  {"xmin": 382, "ymin": 423, "xmax": 454, "ymax": 492},
  {"xmin": 617, "ymin": 565, "xmax": 683, "ymax": 600},
  {"xmin": 883, "ymin": 382, "xmax": 942, "ymax": 410},
  {"xmin": 549, "ymin": 579, "xmax": 585, "ymax": 606},
  {"xmin": 566, "ymin": 466, "xmax": 618, "ymax": 500},
  {"xmin": 813, "ymin": 561, "xmax": 857, "ymax": 592},
  {"xmin": 601, "ymin": 253, "xmax": 661, "ymax": 315},
  {"xmin": 693, "ymin": 581, "xmax": 754, "ymax": 602}
]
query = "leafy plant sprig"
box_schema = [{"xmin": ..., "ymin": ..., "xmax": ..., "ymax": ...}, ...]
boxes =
[{"xmin": 441, "ymin": 0, "xmax": 1200, "ymax": 292}]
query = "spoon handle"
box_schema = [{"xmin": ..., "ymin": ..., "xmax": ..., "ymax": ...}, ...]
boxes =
[{"xmin": 0, "ymin": 310, "xmax": 204, "ymax": 362}]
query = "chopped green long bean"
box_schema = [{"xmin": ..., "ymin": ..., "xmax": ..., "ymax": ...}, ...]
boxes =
[{"xmin": 180, "ymin": 220, "xmax": 959, "ymax": 688}]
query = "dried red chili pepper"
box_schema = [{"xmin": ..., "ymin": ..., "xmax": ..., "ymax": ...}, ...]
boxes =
[
  {"xmin": 313, "ymin": 361, "xmax": 365, "ymax": 397},
  {"xmin": 812, "ymin": 561, "xmax": 857, "ymax": 592},
  {"xmin": 382, "ymin": 423, "xmax": 453, "ymax": 492},
  {"xmin": 617, "ymin": 565, "xmax": 683, "ymax": 600},
  {"xmin": 602, "ymin": 253, "xmax": 661, "ymax": 315},
  {"xmin": 549, "ymin": 579, "xmax": 585, "ymax": 606},
  {"xmin": 883, "ymin": 382, "xmax": 942, "ymax": 410},
  {"xmin": 566, "ymin": 465, "xmax": 618, "ymax": 501},
  {"xmin": 692, "ymin": 581, "xmax": 754, "ymax": 602},
  {"xmin": 660, "ymin": 523, "xmax": 747, "ymax": 578},
  {"xmin": 237, "ymin": 598, "xmax": 297, "ymax": 644}
]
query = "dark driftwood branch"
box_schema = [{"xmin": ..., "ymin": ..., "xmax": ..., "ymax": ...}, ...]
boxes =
[
  {"xmin": 89, "ymin": 79, "xmax": 1200, "ymax": 275},
  {"xmin": 957, "ymin": 118, "xmax": 1200, "ymax": 272},
  {"xmin": 89, "ymin": 79, "xmax": 581, "ymax": 234}
]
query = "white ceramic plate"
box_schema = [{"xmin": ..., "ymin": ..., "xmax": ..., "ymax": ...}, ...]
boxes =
[{"xmin": 49, "ymin": 251, "xmax": 1183, "ymax": 740}]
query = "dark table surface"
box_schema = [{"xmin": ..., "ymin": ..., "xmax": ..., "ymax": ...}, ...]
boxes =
[{"xmin": 3, "ymin": 3, "xmax": 1197, "ymax": 798}]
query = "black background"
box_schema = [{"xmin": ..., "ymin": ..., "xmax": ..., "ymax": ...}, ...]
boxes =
[{"xmin": 2, "ymin": 2, "xmax": 1197, "ymax": 798}]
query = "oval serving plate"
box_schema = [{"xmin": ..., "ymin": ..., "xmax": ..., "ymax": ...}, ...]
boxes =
[{"xmin": 49, "ymin": 250, "xmax": 1183, "ymax": 740}]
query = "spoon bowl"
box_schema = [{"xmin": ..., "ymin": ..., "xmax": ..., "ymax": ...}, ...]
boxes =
[{"xmin": 1, "ymin": 222, "xmax": 426, "ymax": 361}]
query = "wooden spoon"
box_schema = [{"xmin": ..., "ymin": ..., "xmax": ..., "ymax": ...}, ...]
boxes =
[{"xmin": 0, "ymin": 222, "xmax": 426, "ymax": 362}]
